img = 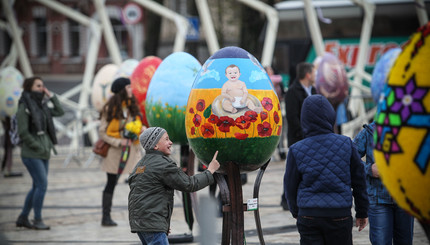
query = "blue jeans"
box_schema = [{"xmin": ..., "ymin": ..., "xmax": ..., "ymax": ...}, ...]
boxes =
[
  {"xmin": 137, "ymin": 232, "xmax": 169, "ymax": 245},
  {"xmin": 20, "ymin": 158, "xmax": 49, "ymax": 220},
  {"xmin": 368, "ymin": 204, "xmax": 414, "ymax": 245},
  {"xmin": 297, "ymin": 215, "xmax": 353, "ymax": 245}
]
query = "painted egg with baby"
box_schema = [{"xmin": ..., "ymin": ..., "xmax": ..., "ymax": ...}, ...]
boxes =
[
  {"xmin": 130, "ymin": 56, "xmax": 162, "ymax": 127},
  {"xmin": 371, "ymin": 48, "xmax": 401, "ymax": 103},
  {"xmin": 185, "ymin": 46, "xmax": 282, "ymax": 173},
  {"xmin": 373, "ymin": 23, "xmax": 430, "ymax": 225},
  {"xmin": 91, "ymin": 64, "xmax": 118, "ymax": 112},
  {"xmin": 0, "ymin": 66, "xmax": 23, "ymax": 120},
  {"xmin": 315, "ymin": 52, "xmax": 349, "ymax": 107},
  {"xmin": 146, "ymin": 52, "xmax": 201, "ymax": 145}
]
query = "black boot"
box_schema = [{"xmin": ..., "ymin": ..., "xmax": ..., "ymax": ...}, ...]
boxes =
[
  {"xmin": 102, "ymin": 192, "xmax": 117, "ymax": 226},
  {"xmin": 16, "ymin": 214, "xmax": 33, "ymax": 229},
  {"xmin": 33, "ymin": 219, "xmax": 50, "ymax": 230}
]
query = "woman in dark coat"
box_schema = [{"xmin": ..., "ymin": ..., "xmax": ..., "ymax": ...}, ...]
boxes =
[{"xmin": 15, "ymin": 76, "xmax": 64, "ymax": 230}]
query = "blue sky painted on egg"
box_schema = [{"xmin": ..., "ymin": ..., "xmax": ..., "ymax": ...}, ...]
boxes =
[
  {"xmin": 193, "ymin": 58, "xmax": 274, "ymax": 90},
  {"xmin": 146, "ymin": 52, "xmax": 201, "ymax": 107}
]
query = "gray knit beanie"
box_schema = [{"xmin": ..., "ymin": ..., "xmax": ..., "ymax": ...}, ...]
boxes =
[{"xmin": 139, "ymin": 127, "xmax": 167, "ymax": 151}]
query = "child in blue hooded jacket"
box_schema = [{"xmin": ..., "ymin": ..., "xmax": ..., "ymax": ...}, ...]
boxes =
[
  {"xmin": 353, "ymin": 122, "xmax": 414, "ymax": 245},
  {"xmin": 284, "ymin": 94, "xmax": 368, "ymax": 245}
]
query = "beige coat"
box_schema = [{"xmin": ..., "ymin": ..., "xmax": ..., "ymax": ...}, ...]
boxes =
[{"xmin": 98, "ymin": 114, "xmax": 142, "ymax": 175}]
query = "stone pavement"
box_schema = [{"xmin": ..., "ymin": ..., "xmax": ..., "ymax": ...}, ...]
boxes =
[{"xmin": 0, "ymin": 146, "xmax": 428, "ymax": 245}]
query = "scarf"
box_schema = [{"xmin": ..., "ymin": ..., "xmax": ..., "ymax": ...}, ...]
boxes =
[{"xmin": 19, "ymin": 91, "xmax": 58, "ymax": 144}]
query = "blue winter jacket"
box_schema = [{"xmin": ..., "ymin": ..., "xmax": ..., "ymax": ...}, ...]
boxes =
[
  {"xmin": 353, "ymin": 122, "xmax": 394, "ymax": 204},
  {"xmin": 284, "ymin": 95, "xmax": 368, "ymax": 219}
]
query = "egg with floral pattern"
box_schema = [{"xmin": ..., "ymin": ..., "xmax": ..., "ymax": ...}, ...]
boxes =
[
  {"xmin": 145, "ymin": 52, "xmax": 201, "ymax": 145},
  {"xmin": 130, "ymin": 56, "xmax": 162, "ymax": 127},
  {"xmin": 185, "ymin": 46, "xmax": 282, "ymax": 173},
  {"xmin": 315, "ymin": 52, "xmax": 348, "ymax": 107},
  {"xmin": 373, "ymin": 22, "xmax": 430, "ymax": 225}
]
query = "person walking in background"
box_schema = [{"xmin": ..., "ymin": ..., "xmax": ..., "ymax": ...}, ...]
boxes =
[
  {"xmin": 284, "ymin": 95, "xmax": 368, "ymax": 245},
  {"xmin": 128, "ymin": 127, "xmax": 220, "ymax": 245},
  {"xmin": 15, "ymin": 76, "xmax": 64, "ymax": 230},
  {"xmin": 99, "ymin": 77, "xmax": 144, "ymax": 227},
  {"xmin": 353, "ymin": 122, "xmax": 414, "ymax": 245},
  {"xmin": 282, "ymin": 62, "xmax": 317, "ymax": 210}
]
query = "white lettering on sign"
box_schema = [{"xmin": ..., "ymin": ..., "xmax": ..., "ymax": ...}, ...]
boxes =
[{"xmin": 324, "ymin": 41, "xmax": 401, "ymax": 68}]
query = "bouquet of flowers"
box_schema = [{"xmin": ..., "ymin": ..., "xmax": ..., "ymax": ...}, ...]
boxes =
[{"xmin": 124, "ymin": 120, "xmax": 142, "ymax": 141}]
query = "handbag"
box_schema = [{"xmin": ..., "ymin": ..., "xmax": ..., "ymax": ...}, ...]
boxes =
[{"xmin": 92, "ymin": 139, "xmax": 110, "ymax": 157}]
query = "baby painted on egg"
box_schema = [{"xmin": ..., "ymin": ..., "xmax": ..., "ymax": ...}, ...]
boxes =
[{"xmin": 221, "ymin": 64, "xmax": 263, "ymax": 113}]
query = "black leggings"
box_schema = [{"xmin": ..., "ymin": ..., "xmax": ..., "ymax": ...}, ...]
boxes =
[{"xmin": 103, "ymin": 173, "xmax": 118, "ymax": 194}]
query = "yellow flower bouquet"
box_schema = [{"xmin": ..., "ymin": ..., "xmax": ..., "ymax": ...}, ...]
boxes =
[{"xmin": 124, "ymin": 120, "xmax": 142, "ymax": 140}]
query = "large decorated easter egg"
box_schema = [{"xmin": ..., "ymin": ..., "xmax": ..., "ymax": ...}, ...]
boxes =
[
  {"xmin": 130, "ymin": 56, "xmax": 162, "ymax": 127},
  {"xmin": 114, "ymin": 59, "xmax": 139, "ymax": 79},
  {"xmin": 371, "ymin": 48, "xmax": 402, "ymax": 103},
  {"xmin": 315, "ymin": 53, "xmax": 348, "ymax": 107},
  {"xmin": 0, "ymin": 66, "xmax": 23, "ymax": 120},
  {"xmin": 185, "ymin": 46, "xmax": 282, "ymax": 173},
  {"xmin": 146, "ymin": 52, "xmax": 201, "ymax": 145},
  {"xmin": 91, "ymin": 64, "xmax": 118, "ymax": 112},
  {"xmin": 373, "ymin": 22, "xmax": 430, "ymax": 224}
]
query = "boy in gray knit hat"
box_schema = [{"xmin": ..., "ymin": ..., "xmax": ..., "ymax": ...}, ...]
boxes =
[{"xmin": 128, "ymin": 127, "xmax": 220, "ymax": 245}]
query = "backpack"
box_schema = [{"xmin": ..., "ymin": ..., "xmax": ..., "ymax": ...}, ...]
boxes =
[{"xmin": 9, "ymin": 114, "xmax": 20, "ymax": 145}]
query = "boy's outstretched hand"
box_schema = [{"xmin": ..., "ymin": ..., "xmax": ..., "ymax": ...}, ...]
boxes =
[
  {"xmin": 207, "ymin": 151, "xmax": 220, "ymax": 174},
  {"xmin": 356, "ymin": 217, "xmax": 368, "ymax": 231}
]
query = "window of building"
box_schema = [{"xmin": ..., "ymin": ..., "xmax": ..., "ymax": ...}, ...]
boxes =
[
  {"xmin": 35, "ymin": 17, "xmax": 47, "ymax": 57},
  {"xmin": 111, "ymin": 18, "xmax": 128, "ymax": 58},
  {"xmin": 0, "ymin": 29, "xmax": 12, "ymax": 57},
  {"xmin": 69, "ymin": 19, "xmax": 80, "ymax": 57}
]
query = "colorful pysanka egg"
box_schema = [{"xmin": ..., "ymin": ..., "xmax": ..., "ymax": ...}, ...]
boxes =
[
  {"xmin": 185, "ymin": 46, "xmax": 282, "ymax": 173},
  {"xmin": 146, "ymin": 52, "xmax": 201, "ymax": 145},
  {"xmin": 373, "ymin": 22, "xmax": 430, "ymax": 224},
  {"xmin": 0, "ymin": 66, "xmax": 23, "ymax": 120},
  {"xmin": 114, "ymin": 59, "xmax": 139, "ymax": 79},
  {"xmin": 130, "ymin": 56, "xmax": 162, "ymax": 127},
  {"xmin": 315, "ymin": 53, "xmax": 349, "ymax": 107},
  {"xmin": 91, "ymin": 64, "xmax": 118, "ymax": 112},
  {"xmin": 371, "ymin": 48, "xmax": 402, "ymax": 103}
]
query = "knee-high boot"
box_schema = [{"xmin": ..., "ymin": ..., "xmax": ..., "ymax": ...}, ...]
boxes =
[{"xmin": 102, "ymin": 192, "xmax": 117, "ymax": 226}]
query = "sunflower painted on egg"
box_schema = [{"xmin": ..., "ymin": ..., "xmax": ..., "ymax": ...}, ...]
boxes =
[
  {"xmin": 373, "ymin": 22, "xmax": 430, "ymax": 224},
  {"xmin": 186, "ymin": 46, "xmax": 282, "ymax": 173}
]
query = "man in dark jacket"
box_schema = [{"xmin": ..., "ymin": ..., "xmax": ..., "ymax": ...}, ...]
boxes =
[
  {"xmin": 284, "ymin": 94, "xmax": 368, "ymax": 245},
  {"xmin": 282, "ymin": 62, "xmax": 317, "ymax": 210},
  {"xmin": 285, "ymin": 62, "xmax": 317, "ymax": 147}
]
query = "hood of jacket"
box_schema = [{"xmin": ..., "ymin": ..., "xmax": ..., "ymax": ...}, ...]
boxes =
[{"xmin": 301, "ymin": 94, "xmax": 336, "ymax": 138}]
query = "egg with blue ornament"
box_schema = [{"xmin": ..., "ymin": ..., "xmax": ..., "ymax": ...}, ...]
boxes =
[
  {"xmin": 373, "ymin": 22, "xmax": 430, "ymax": 227},
  {"xmin": 114, "ymin": 59, "xmax": 139, "ymax": 79},
  {"xmin": 91, "ymin": 64, "xmax": 118, "ymax": 112},
  {"xmin": 371, "ymin": 48, "xmax": 402, "ymax": 103},
  {"xmin": 185, "ymin": 46, "xmax": 282, "ymax": 173},
  {"xmin": 0, "ymin": 66, "xmax": 23, "ymax": 120},
  {"xmin": 145, "ymin": 52, "xmax": 201, "ymax": 145}
]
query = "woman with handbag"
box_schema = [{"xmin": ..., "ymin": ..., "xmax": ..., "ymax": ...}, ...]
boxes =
[
  {"xmin": 98, "ymin": 77, "xmax": 144, "ymax": 226},
  {"xmin": 15, "ymin": 77, "xmax": 64, "ymax": 230}
]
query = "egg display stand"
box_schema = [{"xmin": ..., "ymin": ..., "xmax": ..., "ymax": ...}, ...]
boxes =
[{"xmin": 214, "ymin": 160, "xmax": 270, "ymax": 245}]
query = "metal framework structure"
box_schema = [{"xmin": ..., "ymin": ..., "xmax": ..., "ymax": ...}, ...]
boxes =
[{"xmin": 1, "ymin": 0, "xmax": 428, "ymax": 162}]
